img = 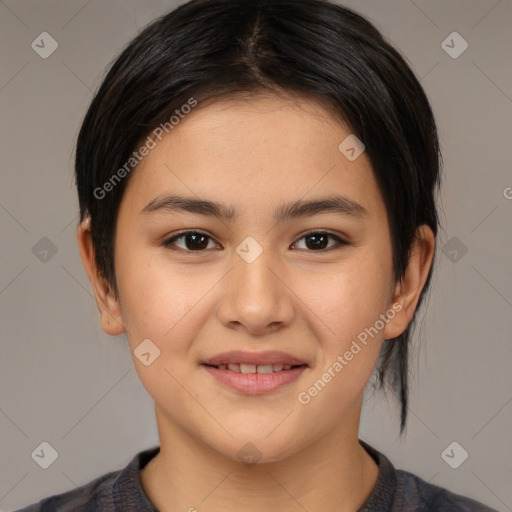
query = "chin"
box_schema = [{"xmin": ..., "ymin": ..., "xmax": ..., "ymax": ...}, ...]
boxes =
[{"xmin": 206, "ymin": 431, "xmax": 305, "ymax": 466}]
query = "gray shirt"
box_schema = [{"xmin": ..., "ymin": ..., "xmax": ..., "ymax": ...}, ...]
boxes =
[{"xmin": 15, "ymin": 440, "xmax": 499, "ymax": 511}]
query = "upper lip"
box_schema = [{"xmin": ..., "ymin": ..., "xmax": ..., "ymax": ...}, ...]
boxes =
[{"xmin": 202, "ymin": 350, "xmax": 308, "ymax": 366}]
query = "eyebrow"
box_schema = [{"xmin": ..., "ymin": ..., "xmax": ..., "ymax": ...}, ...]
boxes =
[{"xmin": 141, "ymin": 194, "xmax": 367, "ymax": 222}]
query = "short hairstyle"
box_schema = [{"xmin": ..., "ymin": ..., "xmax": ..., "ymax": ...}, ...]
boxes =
[{"xmin": 75, "ymin": 0, "xmax": 442, "ymax": 435}]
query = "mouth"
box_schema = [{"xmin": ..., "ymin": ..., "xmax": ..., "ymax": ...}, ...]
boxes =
[
  {"xmin": 201, "ymin": 350, "xmax": 308, "ymax": 368},
  {"xmin": 202, "ymin": 363, "xmax": 307, "ymax": 373},
  {"xmin": 200, "ymin": 351, "xmax": 309, "ymax": 394}
]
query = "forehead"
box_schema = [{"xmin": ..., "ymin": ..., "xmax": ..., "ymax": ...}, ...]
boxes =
[
  {"xmin": 120, "ymin": 93, "xmax": 386, "ymax": 222},
  {"xmin": 171, "ymin": 92, "xmax": 352, "ymax": 150}
]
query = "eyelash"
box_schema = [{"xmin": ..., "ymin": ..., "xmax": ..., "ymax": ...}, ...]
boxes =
[{"xmin": 161, "ymin": 230, "xmax": 348, "ymax": 253}]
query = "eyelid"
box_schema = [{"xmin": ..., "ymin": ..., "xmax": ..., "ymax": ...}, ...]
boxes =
[
  {"xmin": 292, "ymin": 230, "xmax": 348, "ymax": 251},
  {"xmin": 161, "ymin": 229, "xmax": 348, "ymax": 252},
  {"xmin": 162, "ymin": 229, "xmax": 220, "ymax": 250}
]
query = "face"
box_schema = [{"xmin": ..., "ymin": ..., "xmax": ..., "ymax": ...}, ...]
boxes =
[{"xmin": 107, "ymin": 94, "xmax": 404, "ymax": 463}]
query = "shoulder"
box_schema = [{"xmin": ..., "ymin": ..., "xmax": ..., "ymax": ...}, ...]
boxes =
[
  {"xmin": 13, "ymin": 469, "xmax": 119, "ymax": 512},
  {"xmin": 13, "ymin": 447, "xmax": 160, "ymax": 512},
  {"xmin": 395, "ymin": 468, "xmax": 500, "ymax": 512},
  {"xmin": 358, "ymin": 439, "xmax": 498, "ymax": 512}
]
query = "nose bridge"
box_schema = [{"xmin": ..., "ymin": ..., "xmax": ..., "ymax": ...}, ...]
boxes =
[
  {"xmin": 236, "ymin": 245, "xmax": 276, "ymax": 297},
  {"xmin": 235, "ymin": 238, "xmax": 281, "ymax": 303},
  {"xmin": 219, "ymin": 236, "xmax": 294, "ymax": 332}
]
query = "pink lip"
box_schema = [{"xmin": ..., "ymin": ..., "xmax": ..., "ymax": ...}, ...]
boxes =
[
  {"xmin": 201, "ymin": 364, "xmax": 308, "ymax": 394},
  {"xmin": 201, "ymin": 350, "xmax": 307, "ymax": 366}
]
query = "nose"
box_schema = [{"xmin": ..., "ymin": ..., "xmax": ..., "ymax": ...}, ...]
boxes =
[{"xmin": 216, "ymin": 246, "xmax": 295, "ymax": 337}]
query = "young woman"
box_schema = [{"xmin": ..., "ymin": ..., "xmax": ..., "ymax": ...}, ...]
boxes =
[{"xmin": 17, "ymin": 0, "xmax": 498, "ymax": 510}]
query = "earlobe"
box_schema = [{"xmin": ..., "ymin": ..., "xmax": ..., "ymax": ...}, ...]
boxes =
[
  {"xmin": 383, "ymin": 225, "xmax": 435, "ymax": 340},
  {"xmin": 77, "ymin": 218, "xmax": 125, "ymax": 336}
]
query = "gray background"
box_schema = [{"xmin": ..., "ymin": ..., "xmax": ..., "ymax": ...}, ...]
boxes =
[{"xmin": 1, "ymin": 0, "xmax": 511, "ymax": 510}]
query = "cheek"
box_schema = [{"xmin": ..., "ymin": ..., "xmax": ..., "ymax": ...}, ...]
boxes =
[
  {"xmin": 292, "ymin": 268, "xmax": 390, "ymax": 425},
  {"xmin": 315, "ymin": 257, "xmax": 391, "ymax": 338},
  {"xmin": 115, "ymin": 243, "xmax": 219, "ymax": 352},
  {"xmin": 114, "ymin": 248, "xmax": 215, "ymax": 411},
  {"xmin": 300, "ymin": 251, "xmax": 393, "ymax": 382}
]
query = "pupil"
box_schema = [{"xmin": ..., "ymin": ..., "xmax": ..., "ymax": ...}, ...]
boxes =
[
  {"xmin": 306, "ymin": 233, "xmax": 327, "ymax": 250},
  {"xmin": 186, "ymin": 234, "xmax": 208, "ymax": 250},
  {"xmin": 183, "ymin": 233, "xmax": 328, "ymax": 251}
]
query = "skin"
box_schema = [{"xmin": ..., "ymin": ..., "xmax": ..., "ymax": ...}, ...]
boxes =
[{"xmin": 78, "ymin": 93, "xmax": 435, "ymax": 512}]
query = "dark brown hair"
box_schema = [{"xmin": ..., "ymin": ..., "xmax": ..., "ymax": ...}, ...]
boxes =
[{"xmin": 75, "ymin": 0, "xmax": 442, "ymax": 435}]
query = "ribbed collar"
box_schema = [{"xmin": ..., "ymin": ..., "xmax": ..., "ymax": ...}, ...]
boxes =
[{"xmin": 112, "ymin": 438, "xmax": 396, "ymax": 511}]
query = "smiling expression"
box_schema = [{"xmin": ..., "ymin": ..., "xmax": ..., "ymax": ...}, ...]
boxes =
[{"xmin": 99, "ymin": 93, "xmax": 407, "ymax": 462}]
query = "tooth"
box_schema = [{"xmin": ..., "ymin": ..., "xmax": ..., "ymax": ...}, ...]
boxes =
[
  {"xmin": 272, "ymin": 364, "xmax": 284, "ymax": 372},
  {"xmin": 228, "ymin": 363, "xmax": 240, "ymax": 372},
  {"xmin": 256, "ymin": 364, "xmax": 273, "ymax": 374},
  {"xmin": 283, "ymin": 365, "xmax": 292, "ymax": 370},
  {"xmin": 218, "ymin": 364, "xmax": 227, "ymax": 370},
  {"xmin": 240, "ymin": 364, "xmax": 256, "ymax": 374}
]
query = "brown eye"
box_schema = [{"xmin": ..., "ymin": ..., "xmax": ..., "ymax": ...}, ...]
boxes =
[
  {"xmin": 163, "ymin": 231, "xmax": 218, "ymax": 251},
  {"xmin": 162, "ymin": 230, "xmax": 347, "ymax": 253},
  {"xmin": 292, "ymin": 231, "xmax": 346, "ymax": 251}
]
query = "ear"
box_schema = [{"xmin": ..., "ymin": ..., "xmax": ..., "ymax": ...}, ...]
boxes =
[
  {"xmin": 383, "ymin": 224, "xmax": 435, "ymax": 340},
  {"xmin": 77, "ymin": 218, "xmax": 125, "ymax": 336}
]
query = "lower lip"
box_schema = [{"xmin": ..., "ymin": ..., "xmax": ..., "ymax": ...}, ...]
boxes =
[{"xmin": 201, "ymin": 365, "xmax": 308, "ymax": 394}]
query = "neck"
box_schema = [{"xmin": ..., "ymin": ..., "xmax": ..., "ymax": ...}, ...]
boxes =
[{"xmin": 140, "ymin": 402, "xmax": 379, "ymax": 512}]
